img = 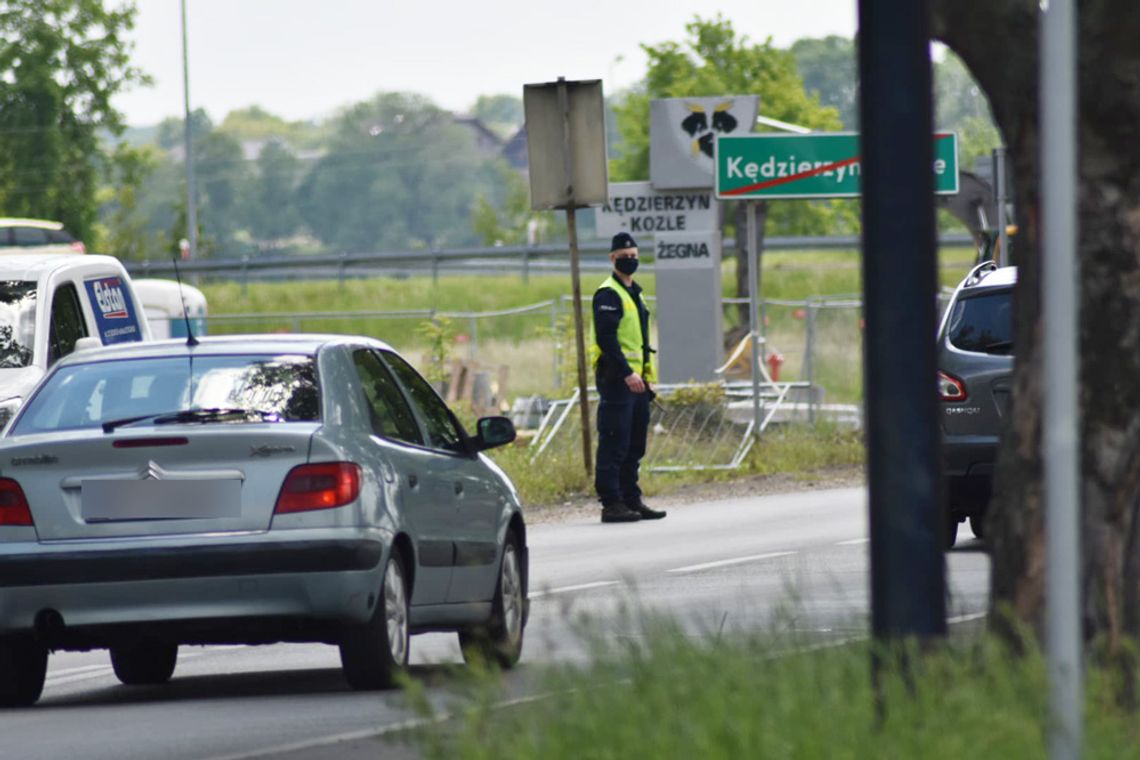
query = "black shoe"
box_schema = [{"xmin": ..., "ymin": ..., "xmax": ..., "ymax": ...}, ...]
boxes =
[
  {"xmin": 601, "ymin": 503, "xmax": 641, "ymax": 523},
  {"xmin": 627, "ymin": 501, "xmax": 666, "ymax": 520}
]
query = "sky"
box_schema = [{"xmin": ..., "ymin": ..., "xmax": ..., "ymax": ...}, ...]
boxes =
[{"xmin": 114, "ymin": 0, "xmax": 857, "ymax": 127}]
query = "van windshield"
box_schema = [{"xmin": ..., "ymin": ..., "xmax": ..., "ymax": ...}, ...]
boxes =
[{"xmin": 0, "ymin": 281, "xmax": 38, "ymax": 368}]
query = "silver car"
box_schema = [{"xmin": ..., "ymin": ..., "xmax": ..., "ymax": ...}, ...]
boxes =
[{"xmin": 0, "ymin": 335, "xmax": 528, "ymax": 706}]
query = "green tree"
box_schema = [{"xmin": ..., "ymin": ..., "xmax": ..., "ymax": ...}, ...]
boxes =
[
  {"xmin": 0, "ymin": 0, "xmax": 148, "ymax": 243},
  {"xmin": 248, "ymin": 140, "xmax": 301, "ymax": 245},
  {"xmin": 471, "ymin": 94, "xmax": 523, "ymax": 138},
  {"xmin": 471, "ymin": 162, "xmax": 561, "ymax": 246},
  {"xmin": 932, "ymin": 0, "xmax": 1140, "ymax": 686},
  {"xmin": 94, "ymin": 142, "xmax": 158, "ymax": 260},
  {"xmin": 194, "ymin": 128, "xmax": 250, "ymax": 254},
  {"xmin": 609, "ymin": 16, "xmax": 853, "ymax": 317},
  {"xmin": 790, "ymin": 35, "xmax": 859, "ymax": 129},
  {"xmin": 156, "ymin": 108, "xmax": 213, "ymax": 150},
  {"xmin": 298, "ymin": 92, "xmax": 498, "ymax": 251}
]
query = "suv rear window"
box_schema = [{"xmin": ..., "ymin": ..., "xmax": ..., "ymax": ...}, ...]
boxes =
[{"xmin": 947, "ymin": 289, "xmax": 1013, "ymax": 354}]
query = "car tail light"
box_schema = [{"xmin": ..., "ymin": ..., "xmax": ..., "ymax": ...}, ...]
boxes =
[
  {"xmin": 0, "ymin": 478, "xmax": 33, "ymax": 526},
  {"xmin": 70, "ymin": 241, "xmax": 86, "ymax": 253},
  {"xmin": 274, "ymin": 463, "xmax": 361, "ymax": 514},
  {"xmin": 938, "ymin": 371, "xmax": 968, "ymax": 402}
]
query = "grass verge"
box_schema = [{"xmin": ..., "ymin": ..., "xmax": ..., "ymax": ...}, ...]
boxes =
[
  {"xmin": 412, "ymin": 623, "xmax": 1139, "ymax": 759},
  {"xmin": 489, "ymin": 423, "xmax": 863, "ymax": 508}
]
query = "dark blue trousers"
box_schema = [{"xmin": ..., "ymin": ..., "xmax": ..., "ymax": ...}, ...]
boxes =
[{"xmin": 594, "ymin": 377, "xmax": 650, "ymax": 507}]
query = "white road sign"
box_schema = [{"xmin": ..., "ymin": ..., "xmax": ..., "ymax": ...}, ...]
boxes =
[{"xmin": 595, "ymin": 181, "xmax": 717, "ymax": 239}]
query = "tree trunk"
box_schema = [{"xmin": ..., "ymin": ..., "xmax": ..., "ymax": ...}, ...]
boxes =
[{"xmin": 933, "ymin": 0, "xmax": 1140, "ymax": 680}]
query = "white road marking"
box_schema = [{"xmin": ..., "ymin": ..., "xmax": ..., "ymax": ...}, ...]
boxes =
[
  {"xmin": 203, "ymin": 690, "xmax": 557, "ymax": 760},
  {"xmin": 948, "ymin": 611, "xmax": 987, "ymax": 624},
  {"xmin": 667, "ymin": 551, "xmax": 796, "ymax": 574},
  {"xmin": 45, "ymin": 663, "xmax": 109, "ymax": 679},
  {"xmin": 44, "ymin": 648, "xmax": 226, "ymax": 686},
  {"xmin": 835, "ymin": 537, "xmax": 869, "ymax": 546},
  {"xmin": 530, "ymin": 580, "xmax": 620, "ymax": 598}
]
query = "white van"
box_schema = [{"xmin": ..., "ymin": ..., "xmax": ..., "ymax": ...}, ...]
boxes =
[
  {"xmin": 0, "ymin": 255, "xmax": 151, "ymax": 426},
  {"xmin": 132, "ymin": 278, "xmax": 208, "ymax": 340}
]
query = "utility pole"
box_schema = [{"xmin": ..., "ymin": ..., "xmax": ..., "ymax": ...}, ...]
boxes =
[
  {"xmin": 858, "ymin": 0, "xmax": 947, "ymax": 645},
  {"xmin": 181, "ymin": 0, "xmax": 198, "ymax": 262}
]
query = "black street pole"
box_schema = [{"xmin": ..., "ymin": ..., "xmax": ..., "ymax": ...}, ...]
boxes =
[{"xmin": 858, "ymin": 0, "xmax": 947, "ymax": 643}]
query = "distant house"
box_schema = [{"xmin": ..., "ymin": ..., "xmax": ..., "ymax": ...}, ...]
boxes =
[
  {"xmin": 452, "ymin": 114, "xmax": 505, "ymax": 156},
  {"xmin": 501, "ymin": 126, "xmax": 529, "ymax": 172}
]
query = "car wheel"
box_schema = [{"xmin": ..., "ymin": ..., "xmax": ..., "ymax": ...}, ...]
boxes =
[
  {"xmin": 110, "ymin": 641, "xmax": 178, "ymax": 685},
  {"xmin": 0, "ymin": 636, "xmax": 47, "ymax": 707},
  {"xmin": 459, "ymin": 533, "xmax": 525, "ymax": 669},
  {"xmin": 340, "ymin": 547, "xmax": 409, "ymax": 690},
  {"xmin": 969, "ymin": 514, "xmax": 986, "ymax": 540},
  {"xmin": 946, "ymin": 513, "xmax": 959, "ymax": 550}
]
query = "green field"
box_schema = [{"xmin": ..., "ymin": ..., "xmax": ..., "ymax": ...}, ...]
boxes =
[{"xmin": 198, "ymin": 246, "xmax": 979, "ymax": 401}]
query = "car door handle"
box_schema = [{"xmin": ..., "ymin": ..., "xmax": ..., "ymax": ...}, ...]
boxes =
[
  {"xmin": 407, "ymin": 474, "xmax": 418, "ymax": 489},
  {"xmin": 454, "ymin": 481, "xmax": 464, "ymax": 495}
]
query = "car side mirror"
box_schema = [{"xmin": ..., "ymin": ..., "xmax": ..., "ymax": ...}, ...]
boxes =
[{"xmin": 472, "ymin": 416, "xmax": 516, "ymax": 452}]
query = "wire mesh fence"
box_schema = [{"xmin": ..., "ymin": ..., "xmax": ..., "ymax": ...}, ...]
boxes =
[{"xmin": 530, "ymin": 384, "xmax": 759, "ymax": 472}]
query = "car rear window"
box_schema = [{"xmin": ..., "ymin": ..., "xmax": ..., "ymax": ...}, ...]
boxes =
[
  {"xmin": 12, "ymin": 353, "xmax": 320, "ymax": 434},
  {"xmin": 0, "ymin": 280, "xmax": 38, "ymax": 368},
  {"xmin": 947, "ymin": 289, "xmax": 1013, "ymax": 354},
  {"xmin": 11, "ymin": 227, "xmax": 50, "ymax": 246}
]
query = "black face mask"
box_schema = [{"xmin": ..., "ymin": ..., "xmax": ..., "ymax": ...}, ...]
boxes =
[{"xmin": 614, "ymin": 257, "xmax": 639, "ymax": 276}]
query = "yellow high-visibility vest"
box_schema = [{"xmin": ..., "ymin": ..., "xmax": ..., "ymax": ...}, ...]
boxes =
[{"xmin": 591, "ymin": 275, "xmax": 655, "ymax": 382}]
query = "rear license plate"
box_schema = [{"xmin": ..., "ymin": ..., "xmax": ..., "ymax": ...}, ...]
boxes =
[{"xmin": 82, "ymin": 479, "xmax": 241, "ymax": 522}]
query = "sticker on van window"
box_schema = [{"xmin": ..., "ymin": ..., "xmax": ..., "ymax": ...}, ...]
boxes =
[{"xmin": 83, "ymin": 276, "xmax": 142, "ymax": 344}]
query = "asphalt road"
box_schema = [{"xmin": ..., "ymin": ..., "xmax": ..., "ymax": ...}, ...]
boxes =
[{"xmin": 2, "ymin": 487, "xmax": 989, "ymax": 760}]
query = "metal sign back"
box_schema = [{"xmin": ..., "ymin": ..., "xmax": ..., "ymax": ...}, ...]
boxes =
[{"xmin": 524, "ymin": 79, "xmax": 608, "ymax": 209}]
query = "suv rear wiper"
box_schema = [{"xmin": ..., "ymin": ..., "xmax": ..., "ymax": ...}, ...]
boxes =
[{"xmin": 102, "ymin": 407, "xmax": 281, "ymax": 433}]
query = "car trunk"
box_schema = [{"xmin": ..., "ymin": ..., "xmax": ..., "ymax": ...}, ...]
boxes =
[
  {"xmin": 8, "ymin": 424, "xmax": 317, "ymax": 541},
  {"xmin": 941, "ymin": 362, "xmax": 1013, "ymax": 437}
]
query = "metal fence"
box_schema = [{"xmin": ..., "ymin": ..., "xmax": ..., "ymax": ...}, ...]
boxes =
[
  {"xmin": 528, "ymin": 384, "xmax": 760, "ymax": 472},
  {"xmin": 125, "ymin": 233, "xmax": 974, "ymax": 286}
]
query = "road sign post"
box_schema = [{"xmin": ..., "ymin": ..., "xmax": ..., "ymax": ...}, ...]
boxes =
[{"xmin": 524, "ymin": 78, "xmax": 608, "ymax": 478}]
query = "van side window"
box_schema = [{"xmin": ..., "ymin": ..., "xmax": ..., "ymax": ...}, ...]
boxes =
[{"xmin": 48, "ymin": 284, "xmax": 89, "ymax": 365}]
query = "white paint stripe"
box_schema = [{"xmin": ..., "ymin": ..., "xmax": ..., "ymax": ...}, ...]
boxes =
[
  {"xmin": 667, "ymin": 551, "xmax": 796, "ymax": 574},
  {"xmin": 835, "ymin": 537, "xmax": 869, "ymax": 546},
  {"xmin": 46, "ymin": 663, "xmax": 109, "ymax": 679},
  {"xmin": 530, "ymin": 580, "xmax": 619, "ymax": 598},
  {"xmin": 45, "ymin": 649, "xmax": 212, "ymax": 686},
  {"xmin": 948, "ymin": 611, "xmax": 987, "ymax": 624},
  {"xmin": 203, "ymin": 691, "xmax": 556, "ymax": 760}
]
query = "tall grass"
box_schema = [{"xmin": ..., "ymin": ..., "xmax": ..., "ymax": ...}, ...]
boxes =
[
  {"xmin": 490, "ymin": 424, "xmax": 863, "ymax": 508},
  {"xmin": 414, "ymin": 624, "xmax": 1140, "ymax": 759}
]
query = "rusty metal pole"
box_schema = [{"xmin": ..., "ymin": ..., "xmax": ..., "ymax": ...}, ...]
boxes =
[{"xmin": 559, "ymin": 77, "xmax": 593, "ymax": 477}]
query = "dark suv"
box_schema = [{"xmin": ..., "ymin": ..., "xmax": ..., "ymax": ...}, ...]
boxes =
[{"xmin": 938, "ymin": 262, "xmax": 1015, "ymax": 548}]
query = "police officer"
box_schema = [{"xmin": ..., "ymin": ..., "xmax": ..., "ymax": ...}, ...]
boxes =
[{"xmin": 592, "ymin": 232, "xmax": 667, "ymax": 523}]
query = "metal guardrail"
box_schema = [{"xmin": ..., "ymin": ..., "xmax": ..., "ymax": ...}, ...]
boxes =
[{"xmin": 124, "ymin": 233, "xmax": 975, "ymax": 283}]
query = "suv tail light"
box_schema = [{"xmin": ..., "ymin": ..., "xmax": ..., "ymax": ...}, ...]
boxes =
[
  {"xmin": 69, "ymin": 241, "xmax": 86, "ymax": 253},
  {"xmin": 274, "ymin": 463, "xmax": 361, "ymax": 514},
  {"xmin": 0, "ymin": 478, "xmax": 33, "ymax": 526},
  {"xmin": 938, "ymin": 371, "xmax": 968, "ymax": 402}
]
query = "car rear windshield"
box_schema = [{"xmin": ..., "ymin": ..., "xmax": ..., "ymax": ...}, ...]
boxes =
[
  {"xmin": 947, "ymin": 289, "xmax": 1013, "ymax": 354},
  {"xmin": 0, "ymin": 281, "xmax": 38, "ymax": 368},
  {"xmin": 12, "ymin": 353, "xmax": 320, "ymax": 435}
]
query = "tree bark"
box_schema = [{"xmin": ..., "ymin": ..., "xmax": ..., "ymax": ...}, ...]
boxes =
[{"xmin": 933, "ymin": 0, "xmax": 1140, "ymax": 678}]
